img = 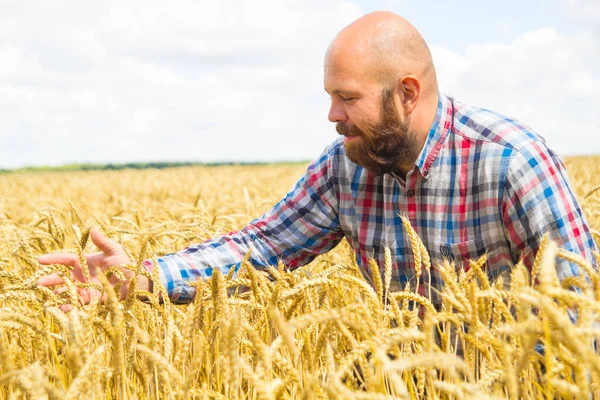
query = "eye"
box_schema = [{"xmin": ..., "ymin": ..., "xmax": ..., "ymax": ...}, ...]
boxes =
[{"xmin": 341, "ymin": 96, "xmax": 356, "ymax": 102}]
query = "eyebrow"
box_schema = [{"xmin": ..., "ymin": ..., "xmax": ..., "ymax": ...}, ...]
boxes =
[{"xmin": 324, "ymin": 88, "xmax": 361, "ymax": 96}]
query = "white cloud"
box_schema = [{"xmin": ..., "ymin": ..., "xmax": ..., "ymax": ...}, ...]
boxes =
[
  {"xmin": 561, "ymin": 0, "xmax": 600, "ymax": 25},
  {"xmin": 0, "ymin": 1, "xmax": 598, "ymax": 169},
  {"xmin": 432, "ymin": 26, "xmax": 599, "ymax": 155},
  {"xmin": 0, "ymin": 0, "xmax": 362, "ymax": 168}
]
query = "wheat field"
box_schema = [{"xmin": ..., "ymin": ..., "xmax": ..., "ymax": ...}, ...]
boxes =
[{"xmin": 0, "ymin": 158, "xmax": 599, "ymax": 399}]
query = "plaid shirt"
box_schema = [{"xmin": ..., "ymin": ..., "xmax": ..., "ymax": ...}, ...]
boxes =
[{"xmin": 147, "ymin": 94, "xmax": 597, "ymax": 303}]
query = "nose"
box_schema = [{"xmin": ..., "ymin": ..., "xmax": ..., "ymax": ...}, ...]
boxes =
[{"xmin": 328, "ymin": 100, "xmax": 347, "ymax": 123}]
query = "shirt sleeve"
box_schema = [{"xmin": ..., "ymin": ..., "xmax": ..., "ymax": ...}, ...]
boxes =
[
  {"xmin": 144, "ymin": 141, "xmax": 345, "ymax": 303},
  {"xmin": 500, "ymin": 141, "xmax": 598, "ymax": 280}
]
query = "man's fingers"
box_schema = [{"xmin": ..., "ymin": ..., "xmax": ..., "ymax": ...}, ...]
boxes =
[
  {"xmin": 79, "ymin": 286, "xmax": 104, "ymax": 304},
  {"xmin": 37, "ymin": 273, "xmax": 64, "ymax": 287},
  {"xmin": 53, "ymin": 285, "xmax": 69, "ymax": 296},
  {"xmin": 90, "ymin": 227, "xmax": 122, "ymax": 255},
  {"xmin": 38, "ymin": 253, "xmax": 79, "ymax": 267},
  {"xmin": 59, "ymin": 304, "xmax": 74, "ymax": 313}
]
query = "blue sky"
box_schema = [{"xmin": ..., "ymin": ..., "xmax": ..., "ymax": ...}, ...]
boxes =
[{"xmin": 0, "ymin": 0, "xmax": 598, "ymax": 168}]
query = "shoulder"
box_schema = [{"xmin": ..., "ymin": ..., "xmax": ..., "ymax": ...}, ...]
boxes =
[
  {"xmin": 305, "ymin": 137, "xmax": 343, "ymax": 172},
  {"xmin": 324, "ymin": 136, "xmax": 346, "ymax": 158},
  {"xmin": 318, "ymin": 136, "xmax": 357, "ymax": 173},
  {"xmin": 451, "ymin": 97, "xmax": 564, "ymax": 171},
  {"xmin": 325, "ymin": 136, "xmax": 375, "ymax": 178},
  {"xmin": 452, "ymin": 98, "xmax": 548, "ymax": 153},
  {"xmin": 315, "ymin": 136, "xmax": 378, "ymax": 187}
]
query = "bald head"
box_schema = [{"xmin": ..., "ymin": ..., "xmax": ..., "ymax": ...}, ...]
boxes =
[
  {"xmin": 324, "ymin": 12, "xmax": 441, "ymax": 176},
  {"xmin": 326, "ymin": 11, "xmax": 438, "ymax": 99}
]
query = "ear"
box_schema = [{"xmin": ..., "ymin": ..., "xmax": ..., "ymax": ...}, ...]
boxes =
[{"xmin": 396, "ymin": 75, "xmax": 421, "ymax": 115}]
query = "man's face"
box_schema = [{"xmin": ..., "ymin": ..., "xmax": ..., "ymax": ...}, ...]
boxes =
[
  {"xmin": 336, "ymin": 89, "xmax": 418, "ymax": 175},
  {"xmin": 333, "ymin": 87, "xmax": 419, "ymax": 175},
  {"xmin": 324, "ymin": 46, "xmax": 421, "ymax": 175}
]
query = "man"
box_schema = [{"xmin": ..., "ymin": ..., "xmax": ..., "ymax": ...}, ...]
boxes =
[{"xmin": 38, "ymin": 12, "xmax": 597, "ymax": 305}]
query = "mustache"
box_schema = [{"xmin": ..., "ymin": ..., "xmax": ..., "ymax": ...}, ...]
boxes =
[{"xmin": 336, "ymin": 122, "xmax": 362, "ymax": 137}]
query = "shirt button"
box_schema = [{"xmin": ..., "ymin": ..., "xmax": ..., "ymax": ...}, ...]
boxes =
[
  {"xmin": 406, "ymin": 189, "xmax": 415, "ymax": 197},
  {"xmin": 440, "ymin": 244, "xmax": 451, "ymax": 257}
]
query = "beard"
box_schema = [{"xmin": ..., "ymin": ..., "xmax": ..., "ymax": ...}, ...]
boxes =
[{"xmin": 337, "ymin": 88, "xmax": 420, "ymax": 176}]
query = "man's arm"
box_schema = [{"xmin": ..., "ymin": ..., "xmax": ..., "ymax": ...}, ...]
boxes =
[
  {"xmin": 146, "ymin": 142, "xmax": 345, "ymax": 303},
  {"xmin": 501, "ymin": 141, "xmax": 597, "ymax": 279}
]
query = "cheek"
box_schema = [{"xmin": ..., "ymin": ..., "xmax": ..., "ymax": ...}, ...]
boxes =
[
  {"xmin": 346, "ymin": 106, "xmax": 369, "ymax": 126},
  {"xmin": 345, "ymin": 115, "xmax": 370, "ymax": 134},
  {"xmin": 353, "ymin": 107, "xmax": 380, "ymax": 128}
]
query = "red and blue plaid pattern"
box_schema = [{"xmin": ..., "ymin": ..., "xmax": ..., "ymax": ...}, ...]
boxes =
[{"xmin": 146, "ymin": 94, "xmax": 597, "ymax": 303}]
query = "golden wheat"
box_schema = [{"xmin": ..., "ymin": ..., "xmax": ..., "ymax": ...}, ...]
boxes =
[{"xmin": 0, "ymin": 160, "xmax": 598, "ymax": 399}]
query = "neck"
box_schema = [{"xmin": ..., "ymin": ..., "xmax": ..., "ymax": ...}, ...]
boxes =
[
  {"xmin": 394, "ymin": 92, "xmax": 439, "ymax": 177},
  {"xmin": 415, "ymin": 92, "xmax": 440, "ymax": 145},
  {"xmin": 393, "ymin": 168, "xmax": 407, "ymax": 181}
]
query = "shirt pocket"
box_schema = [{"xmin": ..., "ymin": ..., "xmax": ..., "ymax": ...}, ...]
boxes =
[{"xmin": 437, "ymin": 237, "xmax": 488, "ymax": 270}]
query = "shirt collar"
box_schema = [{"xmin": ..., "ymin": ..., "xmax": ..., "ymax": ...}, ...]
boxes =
[{"xmin": 414, "ymin": 93, "xmax": 454, "ymax": 178}]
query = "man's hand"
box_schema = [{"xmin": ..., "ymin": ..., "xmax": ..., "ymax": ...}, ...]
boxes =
[{"xmin": 37, "ymin": 227, "xmax": 151, "ymax": 305}]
